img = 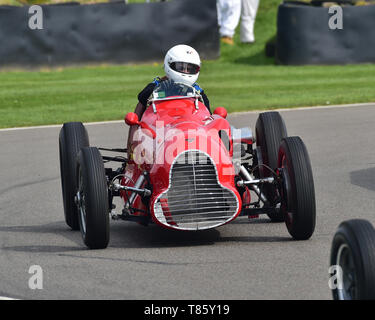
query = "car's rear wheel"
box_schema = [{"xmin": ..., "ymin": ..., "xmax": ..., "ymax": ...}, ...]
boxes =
[
  {"xmin": 77, "ymin": 147, "xmax": 109, "ymax": 249},
  {"xmin": 330, "ymin": 219, "xmax": 375, "ymax": 300},
  {"xmin": 255, "ymin": 111, "xmax": 287, "ymax": 222},
  {"xmin": 59, "ymin": 122, "xmax": 89, "ymax": 230},
  {"xmin": 278, "ymin": 137, "xmax": 315, "ymax": 240}
]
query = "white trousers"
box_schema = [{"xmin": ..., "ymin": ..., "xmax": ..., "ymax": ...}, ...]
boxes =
[
  {"xmin": 240, "ymin": 0, "xmax": 259, "ymax": 42},
  {"xmin": 217, "ymin": 0, "xmax": 241, "ymax": 38},
  {"xmin": 217, "ymin": 0, "xmax": 259, "ymax": 41}
]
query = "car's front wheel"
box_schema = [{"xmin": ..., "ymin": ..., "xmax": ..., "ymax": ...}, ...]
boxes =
[
  {"xmin": 278, "ymin": 136, "xmax": 316, "ymax": 240},
  {"xmin": 77, "ymin": 147, "xmax": 109, "ymax": 249}
]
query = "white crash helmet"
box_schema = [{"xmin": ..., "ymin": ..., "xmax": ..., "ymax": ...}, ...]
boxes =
[{"xmin": 164, "ymin": 44, "xmax": 201, "ymax": 86}]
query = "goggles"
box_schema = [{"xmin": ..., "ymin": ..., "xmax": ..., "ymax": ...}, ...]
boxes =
[{"xmin": 170, "ymin": 61, "xmax": 200, "ymax": 75}]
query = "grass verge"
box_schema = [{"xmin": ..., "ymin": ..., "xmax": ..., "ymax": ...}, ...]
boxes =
[{"xmin": 0, "ymin": 0, "xmax": 374, "ymax": 128}]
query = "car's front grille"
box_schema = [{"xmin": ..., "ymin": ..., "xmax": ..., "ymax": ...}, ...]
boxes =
[{"xmin": 153, "ymin": 150, "xmax": 238, "ymax": 230}]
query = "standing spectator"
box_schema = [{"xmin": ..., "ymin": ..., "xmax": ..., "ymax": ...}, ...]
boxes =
[
  {"xmin": 217, "ymin": 0, "xmax": 241, "ymax": 45},
  {"xmin": 217, "ymin": 0, "xmax": 259, "ymax": 45},
  {"xmin": 240, "ymin": 0, "xmax": 259, "ymax": 44}
]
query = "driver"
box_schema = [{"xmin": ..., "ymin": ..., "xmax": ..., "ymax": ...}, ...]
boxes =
[{"xmin": 134, "ymin": 44, "xmax": 211, "ymax": 119}]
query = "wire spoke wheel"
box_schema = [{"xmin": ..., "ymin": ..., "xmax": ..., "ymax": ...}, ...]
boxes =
[
  {"xmin": 336, "ymin": 244, "xmax": 357, "ymax": 300},
  {"xmin": 77, "ymin": 167, "xmax": 87, "ymax": 236}
]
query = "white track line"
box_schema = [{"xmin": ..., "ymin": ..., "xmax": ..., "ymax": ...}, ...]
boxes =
[
  {"xmin": 0, "ymin": 102, "xmax": 374, "ymax": 132},
  {"xmin": 229, "ymin": 102, "xmax": 375, "ymax": 116},
  {"xmin": 0, "ymin": 296, "xmax": 19, "ymax": 300},
  {"xmin": 0, "ymin": 119, "xmax": 124, "ymax": 132}
]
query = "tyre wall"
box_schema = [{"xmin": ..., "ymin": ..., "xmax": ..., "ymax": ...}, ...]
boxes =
[
  {"xmin": 276, "ymin": 2, "xmax": 375, "ymax": 65},
  {"xmin": 0, "ymin": 0, "xmax": 219, "ymax": 68}
]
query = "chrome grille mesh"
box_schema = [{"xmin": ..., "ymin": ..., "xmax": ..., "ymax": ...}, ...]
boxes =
[{"xmin": 154, "ymin": 150, "xmax": 238, "ymax": 230}]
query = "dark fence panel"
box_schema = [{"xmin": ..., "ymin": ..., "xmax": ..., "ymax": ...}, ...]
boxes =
[
  {"xmin": 0, "ymin": 0, "xmax": 219, "ymax": 68},
  {"xmin": 276, "ymin": 3, "xmax": 375, "ymax": 65}
]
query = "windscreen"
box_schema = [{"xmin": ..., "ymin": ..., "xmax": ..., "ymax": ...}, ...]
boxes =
[{"xmin": 152, "ymin": 80, "xmax": 197, "ymax": 101}]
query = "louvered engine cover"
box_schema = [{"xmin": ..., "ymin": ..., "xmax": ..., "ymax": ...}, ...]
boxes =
[{"xmin": 153, "ymin": 150, "xmax": 239, "ymax": 230}]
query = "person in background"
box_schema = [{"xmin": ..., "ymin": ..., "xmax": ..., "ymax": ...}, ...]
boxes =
[
  {"xmin": 217, "ymin": 0, "xmax": 259, "ymax": 45},
  {"xmin": 217, "ymin": 0, "xmax": 241, "ymax": 45},
  {"xmin": 240, "ymin": 0, "xmax": 259, "ymax": 44}
]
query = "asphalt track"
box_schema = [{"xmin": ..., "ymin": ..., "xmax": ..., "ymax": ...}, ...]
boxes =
[{"xmin": 1, "ymin": 103, "xmax": 375, "ymax": 300}]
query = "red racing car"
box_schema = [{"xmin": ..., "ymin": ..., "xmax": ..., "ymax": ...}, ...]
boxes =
[{"xmin": 59, "ymin": 80, "xmax": 316, "ymax": 249}]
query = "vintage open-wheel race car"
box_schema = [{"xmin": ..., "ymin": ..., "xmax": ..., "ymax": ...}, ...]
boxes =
[{"xmin": 59, "ymin": 80, "xmax": 316, "ymax": 249}]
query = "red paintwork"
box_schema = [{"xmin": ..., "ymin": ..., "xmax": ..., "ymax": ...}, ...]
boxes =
[
  {"xmin": 123, "ymin": 97, "xmax": 244, "ymax": 230},
  {"xmin": 213, "ymin": 107, "xmax": 228, "ymax": 119},
  {"xmin": 125, "ymin": 112, "xmax": 139, "ymax": 126}
]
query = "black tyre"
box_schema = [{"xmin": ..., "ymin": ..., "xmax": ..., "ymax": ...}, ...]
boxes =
[
  {"xmin": 278, "ymin": 137, "xmax": 315, "ymax": 240},
  {"xmin": 59, "ymin": 122, "xmax": 89, "ymax": 230},
  {"xmin": 77, "ymin": 147, "xmax": 109, "ymax": 249},
  {"xmin": 255, "ymin": 111, "xmax": 287, "ymax": 221},
  {"xmin": 330, "ymin": 219, "xmax": 375, "ymax": 300}
]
